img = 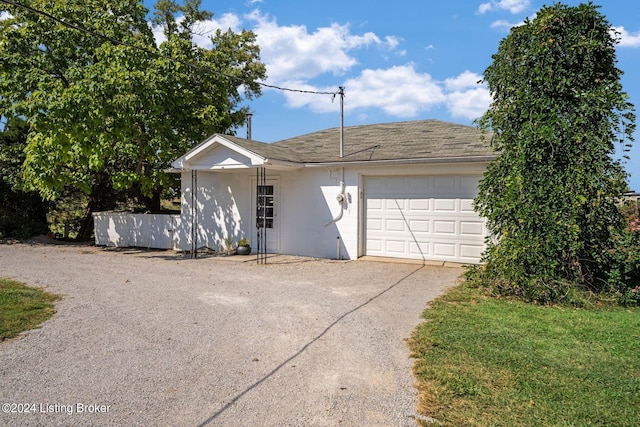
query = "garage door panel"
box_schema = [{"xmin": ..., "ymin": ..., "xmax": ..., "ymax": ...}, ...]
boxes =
[
  {"xmin": 460, "ymin": 221, "xmax": 484, "ymax": 236},
  {"xmin": 385, "ymin": 240, "xmax": 406, "ymax": 253},
  {"xmin": 434, "ymin": 243, "xmax": 456, "ymax": 257},
  {"xmin": 460, "ymin": 244, "xmax": 484, "ymax": 259},
  {"xmin": 461, "ymin": 175, "xmax": 481, "ymax": 189},
  {"xmin": 367, "ymin": 218, "xmax": 383, "ymax": 231},
  {"xmin": 364, "ymin": 175, "xmax": 486, "ymax": 263},
  {"xmin": 366, "ymin": 239, "xmax": 383, "ymax": 251},
  {"xmin": 386, "ymin": 219, "xmax": 406, "ymax": 232},
  {"xmin": 408, "ymin": 177, "xmax": 432, "ymax": 191},
  {"xmin": 367, "ymin": 198, "xmax": 383, "ymax": 210},
  {"xmin": 408, "ymin": 199, "xmax": 430, "ymax": 211},
  {"xmin": 434, "ymin": 199, "xmax": 456, "ymax": 212},
  {"xmin": 408, "ymin": 219, "xmax": 429, "ymax": 232},
  {"xmin": 409, "ymin": 241, "xmax": 430, "ymax": 256},
  {"xmin": 460, "ymin": 199, "xmax": 475, "ymax": 212},
  {"xmin": 434, "ymin": 220, "xmax": 456, "ymax": 235},
  {"xmin": 433, "ymin": 176, "xmax": 456, "ymax": 190},
  {"xmin": 385, "ymin": 199, "xmax": 405, "ymax": 210}
]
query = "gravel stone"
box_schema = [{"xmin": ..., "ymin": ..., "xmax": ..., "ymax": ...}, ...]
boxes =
[{"xmin": 0, "ymin": 242, "xmax": 460, "ymax": 426}]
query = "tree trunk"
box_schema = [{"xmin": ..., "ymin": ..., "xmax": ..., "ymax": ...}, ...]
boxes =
[
  {"xmin": 76, "ymin": 174, "xmax": 118, "ymax": 241},
  {"xmin": 133, "ymin": 186, "xmax": 162, "ymax": 213},
  {"xmin": 76, "ymin": 202, "xmax": 96, "ymax": 241},
  {"xmin": 144, "ymin": 190, "xmax": 162, "ymax": 213}
]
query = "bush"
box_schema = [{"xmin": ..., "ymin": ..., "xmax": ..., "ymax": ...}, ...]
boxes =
[
  {"xmin": 464, "ymin": 257, "xmax": 582, "ymax": 305},
  {"xmin": 602, "ymin": 203, "xmax": 640, "ymax": 306},
  {"xmin": 471, "ymin": 3, "xmax": 635, "ymax": 305}
]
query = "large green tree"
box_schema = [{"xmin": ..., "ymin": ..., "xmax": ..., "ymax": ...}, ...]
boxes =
[
  {"xmin": 0, "ymin": 0, "xmax": 266, "ymax": 238},
  {"xmin": 472, "ymin": 2, "xmax": 636, "ymax": 302}
]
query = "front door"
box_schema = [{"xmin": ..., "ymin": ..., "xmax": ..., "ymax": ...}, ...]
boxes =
[{"xmin": 251, "ymin": 179, "xmax": 280, "ymax": 252}]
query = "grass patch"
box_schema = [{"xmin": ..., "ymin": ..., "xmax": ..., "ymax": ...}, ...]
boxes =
[
  {"xmin": 0, "ymin": 278, "xmax": 60, "ymax": 341},
  {"xmin": 409, "ymin": 283, "xmax": 640, "ymax": 426}
]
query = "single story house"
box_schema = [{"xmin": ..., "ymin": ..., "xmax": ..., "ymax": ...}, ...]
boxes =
[{"xmin": 168, "ymin": 119, "xmax": 495, "ymax": 264}]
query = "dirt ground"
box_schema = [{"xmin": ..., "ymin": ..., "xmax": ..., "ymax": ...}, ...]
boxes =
[{"xmin": 0, "ymin": 242, "xmax": 461, "ymax": 426}]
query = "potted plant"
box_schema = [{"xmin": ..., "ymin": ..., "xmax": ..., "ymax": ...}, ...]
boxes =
[{"xmin": 236, "ymin": 237, "xmax": 251, "ymax": 255}]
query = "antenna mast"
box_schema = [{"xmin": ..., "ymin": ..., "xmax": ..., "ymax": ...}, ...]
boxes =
[
  {"xmin": 338, "ymin": 87, "xmax": 344, "ymax": 158},
  {"xmin": 246, "ymin": 112, "xmax": 253, "ymax": 140}
]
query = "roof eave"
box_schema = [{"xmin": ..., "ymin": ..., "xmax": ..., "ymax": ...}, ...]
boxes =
[
  {"xmin": 263, "ymin": 158, "xmax": 304, "ymax": 170},
  {"xmin": 302, "ymin": 155, "xmax": 497, "ymax": 168},
  {"xmin": 165, "ymin": 158, "xmax": 303, "ymax": 173}
]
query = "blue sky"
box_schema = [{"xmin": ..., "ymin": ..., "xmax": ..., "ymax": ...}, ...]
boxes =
[{"xmin": 156, "ymin": 0, "xmax": 640, "ymax": 191}]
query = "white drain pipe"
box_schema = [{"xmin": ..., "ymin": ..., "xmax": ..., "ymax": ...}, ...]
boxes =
[{"xmin": 325, "ymin": 168, "xmax": 346, "ymax": 227}]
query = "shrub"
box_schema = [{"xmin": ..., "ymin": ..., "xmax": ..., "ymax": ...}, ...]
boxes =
[
  {"xmin": 602, "ymin": 203, "xmax": 640, "ymax": 305},
  {"xmin": 471, "ymin": 3, "xmax": 635, "ymax": 304}
]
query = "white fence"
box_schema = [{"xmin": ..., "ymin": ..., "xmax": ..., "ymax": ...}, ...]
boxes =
[{"xmin": 93, "ymin": 212, "xmax": 181, "ymax": 249}]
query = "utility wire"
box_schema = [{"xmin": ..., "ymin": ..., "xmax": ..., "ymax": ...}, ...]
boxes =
[{"xmin": 0, "ymin": 0, "xmax": 339, "ymax": 96}]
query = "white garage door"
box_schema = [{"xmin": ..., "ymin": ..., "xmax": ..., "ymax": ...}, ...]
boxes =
[{"xmin": 364, "ymin": 175, "xmax": 485, "ymax": 264}]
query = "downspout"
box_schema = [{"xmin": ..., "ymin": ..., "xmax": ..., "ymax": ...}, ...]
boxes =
[
  {"xmin": 325, "ymin": 168, "xmax": 346, "ymax": 227},
  {"xmin": 325, "ymin": 87, "xmax": 346, "ymax": 227}
]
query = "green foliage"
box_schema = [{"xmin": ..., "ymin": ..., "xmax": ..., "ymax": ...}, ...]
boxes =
[
  {"xmin": 0, "ymin": 0, "xmax": 266, "ymax": 215},
  {"xmin": 0, "ymin": 278, "xmax": 60, "ymax": 341},
  {"xmin": 237, "ymin": 237, "xmax": 250, "ymax": 247},
  {"xmin": 471, "ymin": 2, "xmax": 636, "ymax": 303},
  {"xmin": 46, "ymin": 191, "xmax": 89, "ymax": 239},
  {"xmin": 600, "ymin": 203, "xmax": 640, "ymax": 305}
]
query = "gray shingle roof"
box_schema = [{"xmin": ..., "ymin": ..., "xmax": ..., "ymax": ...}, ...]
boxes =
[
  {"xmin": 226, "ymin": 119, "xmax": 494, "ymax": 164},
  {"xmin": 220, "ymin": 134, "xmax": 304, "ymax": 162}
]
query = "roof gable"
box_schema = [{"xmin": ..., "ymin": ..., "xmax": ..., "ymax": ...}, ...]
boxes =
[
  {"xmin": 190, "ymin": 144, "xmax": 261, "ymax": 169},
  {"xmin": 171, "ymin": 134, "xmax": 268, "ymax": 170}
]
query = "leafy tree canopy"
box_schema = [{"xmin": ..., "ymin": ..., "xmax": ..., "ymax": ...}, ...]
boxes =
[
  {"xmin": 0, "ymin": 0, "xmax": 266, "ymax": 236},
  {"xmin": 471, "ymin": 2, "xmax": 636, "ymax": 302}
]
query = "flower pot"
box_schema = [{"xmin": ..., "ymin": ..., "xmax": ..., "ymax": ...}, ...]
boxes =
[{"xmin": 236, "ymin": 245, "xmax": 251, "ymax": 255}]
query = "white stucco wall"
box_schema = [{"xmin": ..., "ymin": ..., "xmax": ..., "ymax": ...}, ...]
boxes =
[
  {"xmin": 176, "ymin": 170, "xmax": 253, "ymax": 252},
  {"xmin": 176, "ymin": 162, "xmax": 489, "ymax": 260},
  {"xmin": 277, "ymin": 167, "xmax": 359, "ymax": 259},
  {"xmin": 176, "ymin": 167, "xmax": 360, "ymax": 259}
]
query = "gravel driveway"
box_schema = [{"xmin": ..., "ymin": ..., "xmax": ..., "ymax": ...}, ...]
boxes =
[{"xmin": 0, "ymin": 242, "xmax": 460, "ymax": 426}]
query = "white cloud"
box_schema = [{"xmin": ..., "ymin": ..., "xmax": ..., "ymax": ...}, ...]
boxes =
[
  {"xmin": 444, "ymin": 70, "xmax": 482, "ymax": 92},
  {"xmin": 443, "ymin": 71, "xmax": 491, "ymax": 120},
  {"xmin": 446, "ymin": 87, "xmax": 491, "ymax": 120},
  {"xmin": 276, "ymin": 67, "xmax": 490, "ymax": 121},
  {"xmin": 490, "ymin": 19, "xmax": 522, "ymax": 31},
  {"xmin": 343, "ymin": 65, "xmax": 447, "ymax": 116},
  {"xmin": 151, "ymin": 13, "xmax": 242, "ymax": 48},
  {"xmin": 384, "ymin": 35, "xmax": 401, "ymax": 50},
  {"xmin": 148, "ymin": 10, "xmax": 491, "ymax": 121},
  {"xmin": 277, "ymin": 64, "xmax": 445, "ymax": 117},
  {"xmin": 477, "ymin": 0, "xmax": 530, "ymax": 14},
  {"xmin": 612, "ymin": 26, "xmax": 640, "ymax": 47},
  {"xmin": 478, "ymin": 3, "xmax": 493, "ymax": 14},
  {"xmin": 247, "ymin": 10, "xmax": 400, "ymax": 82}
]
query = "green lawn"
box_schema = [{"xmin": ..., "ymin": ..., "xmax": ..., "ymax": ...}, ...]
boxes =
[
  {"xmin": 409, "ymin": 284, "xmax": 640, "ymax": 426},
  {"xmin": 0, "ymin": 278, "xmax": 60, "ymax": 341}
]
